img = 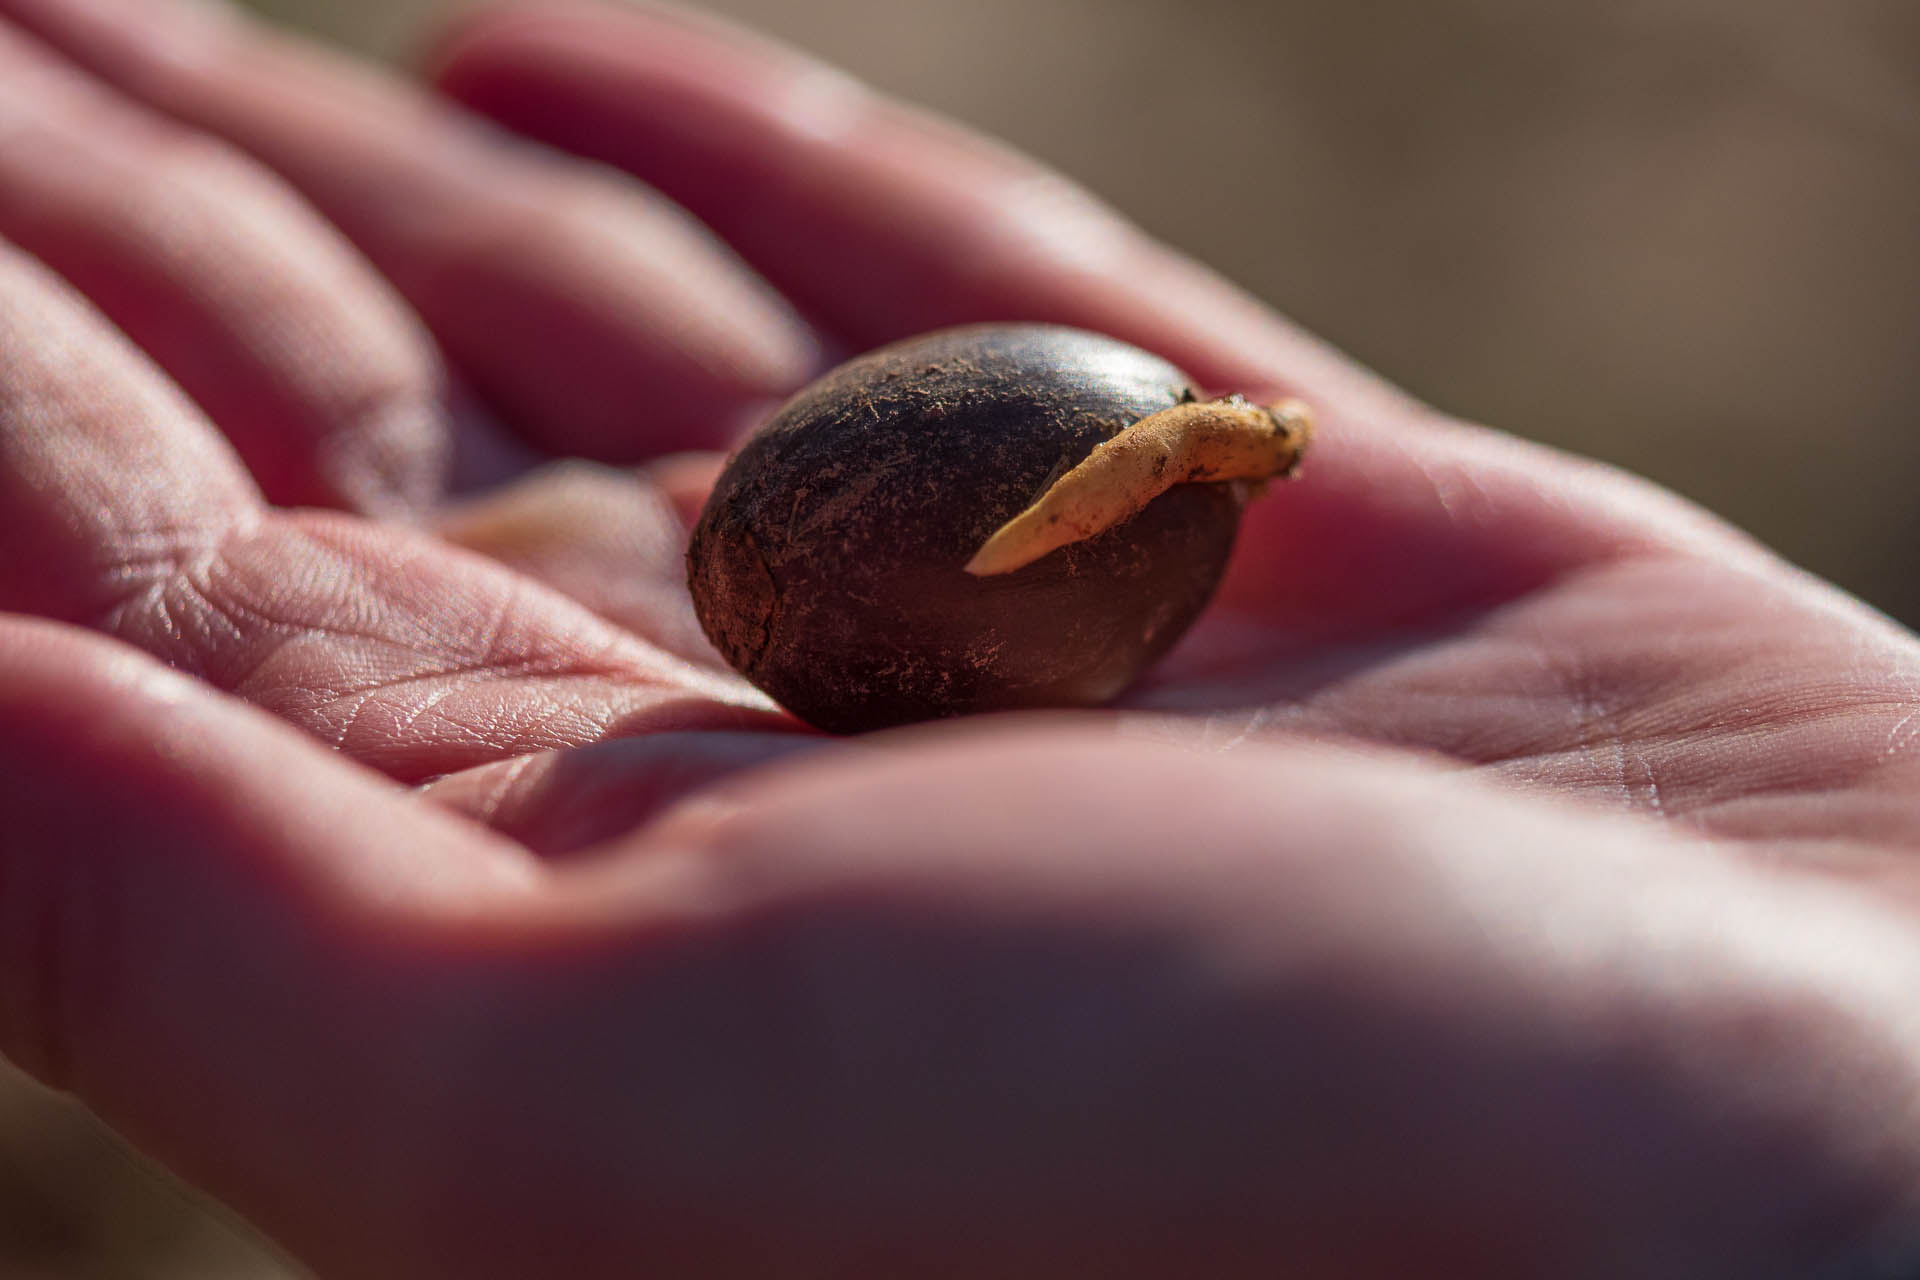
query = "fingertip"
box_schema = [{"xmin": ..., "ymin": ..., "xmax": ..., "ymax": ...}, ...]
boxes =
[
  {"xmin": 433, "ymin": 459, "xmax": 722, "ymax": 663},
  {"xmin": 642, "ymin": 450, "xmax": 728, "ymax": 531}
]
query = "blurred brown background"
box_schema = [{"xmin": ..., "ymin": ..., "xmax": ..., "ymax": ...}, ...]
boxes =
[{"xmin": 6, "ymin": 0, "xmax": 1919, "ymax": 1274}]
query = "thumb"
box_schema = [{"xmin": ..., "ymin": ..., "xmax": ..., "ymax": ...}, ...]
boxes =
[{"xmin": 0, "ymin": 617, "xmax": 533, "ymax": 1255}]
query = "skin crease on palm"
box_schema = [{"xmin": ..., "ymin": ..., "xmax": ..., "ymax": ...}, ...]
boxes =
[{"xmin": 3, "ymin": 1, "xmax": 1920, "ymax": 1278}]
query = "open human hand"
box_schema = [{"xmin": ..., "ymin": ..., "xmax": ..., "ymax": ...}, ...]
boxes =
[{"xmin": 1, "ymin": 1, "xmax": 1919, "ymax": 1276}]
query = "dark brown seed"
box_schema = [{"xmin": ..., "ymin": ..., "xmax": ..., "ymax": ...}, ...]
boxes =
[{"xmin": 687, "ymin": 324, "xmax": 1247, "ymax": 734}]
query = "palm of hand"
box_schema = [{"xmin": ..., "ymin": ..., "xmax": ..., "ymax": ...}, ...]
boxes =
[{"xmin": 1, "ymin": 1, "xmax": 1918, "ymax": 1278}]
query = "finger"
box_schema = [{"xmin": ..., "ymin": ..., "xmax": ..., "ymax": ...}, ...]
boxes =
[
  {"xmin": 427, "ymin": 0, "xmax": 1379, "ymax": 403},
  {"xmin": 0, "ymin": 617, "xmax": 539, "ymax": 1265},
  {"xmin": 0, "ymin": 243, "xmax": 784, "ymax": 779},
  {"xmin": 434, "ymin": 460, "xmax": 721, "ymax": 667},
  {"xmin": 487, "ymin": 729, "xmax": 1920, "ymax": 1279},
  {"xmin": 0, "ymin": 0, "xmax": 822, "ymax": 459},
  {"xmin": 0, "ymin": 242, "xmax": 260, "ymax": 622},
  {"xmin": 645, "ymin": 451, "xmax": 729, "ymax": 531},
  {"xmin": 427, "ymin": 1, "xmax": 1773, "ymax": 640},
  {"xmin": 0, "ymin": 19, "xmax": 448, "ymax": 513}
]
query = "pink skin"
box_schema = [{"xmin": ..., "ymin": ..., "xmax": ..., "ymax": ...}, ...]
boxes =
[{"xmin": 0, "ymin": 1, "xmax": 1918, "ymax": 1276}]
